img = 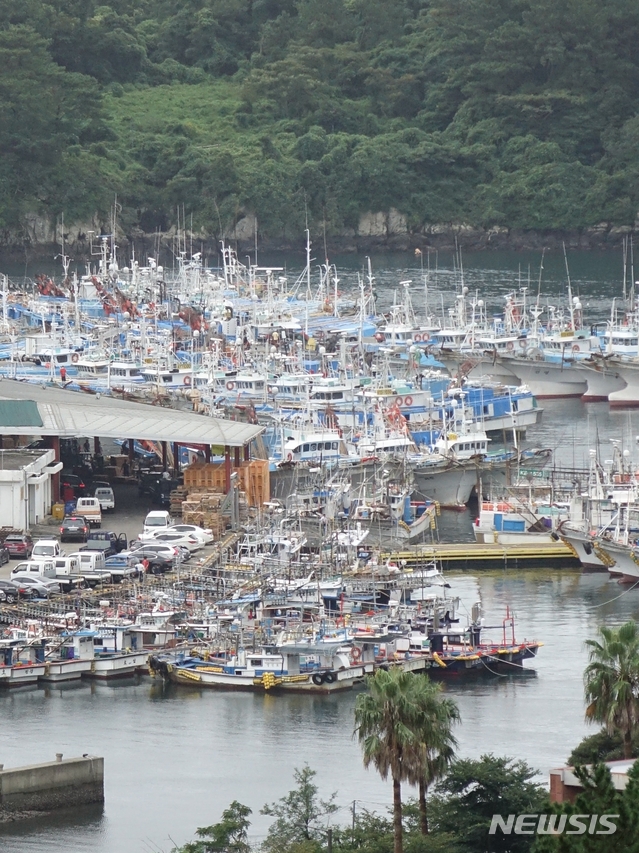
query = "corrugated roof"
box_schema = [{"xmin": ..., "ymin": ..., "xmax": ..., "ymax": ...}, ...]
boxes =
[{"xmin": 0, "ymin": 380, "xmax": 262, "ymax": 447}]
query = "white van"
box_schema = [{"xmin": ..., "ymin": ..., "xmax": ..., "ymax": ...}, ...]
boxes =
[
  {"xmin": 10, "ymin": 560, "xmax": 56, "ymax": 579},
  {"xmin": 143, "ymin": 510, "xmax": 173, "ymax": 534},
  {"xmin": 32, "ymin": 539, "xmax": 63, "ymax": 558}
]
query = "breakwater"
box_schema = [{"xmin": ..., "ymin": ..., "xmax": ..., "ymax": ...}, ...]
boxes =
[{"xmin": 0, "ymin": 755, "xmax": 104, "ymax": 821}]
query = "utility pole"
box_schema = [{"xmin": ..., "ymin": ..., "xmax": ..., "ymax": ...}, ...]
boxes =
[{"xmin": 327, "ymin": 828, "xmax": 333, "ymax": 853}]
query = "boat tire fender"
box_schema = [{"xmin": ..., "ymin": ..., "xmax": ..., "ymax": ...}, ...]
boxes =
[
  {"xmin": 312, "ymin": 672, "xmax": 325, "ymax": 686},
  {"xmin": 324, "ymin": 671, "xmax": 336, "ymax": 684}
]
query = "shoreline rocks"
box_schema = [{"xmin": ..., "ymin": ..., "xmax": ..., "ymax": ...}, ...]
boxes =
[{"xmin": 1, "ymin": 211, "xmax": 637, "ymax": 263}]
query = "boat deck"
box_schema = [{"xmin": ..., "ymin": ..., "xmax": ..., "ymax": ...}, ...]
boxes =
[{"xmin": 381, "ymin": 540, "xmax": 579, "ymax": 569}]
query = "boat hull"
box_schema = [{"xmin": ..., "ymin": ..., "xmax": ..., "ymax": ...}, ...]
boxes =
[
  {"xmin": 576, "ymin": 362, "xmax": 627, "ymax": 402},
  {"xmin": 163, "ymin": 662, "xmax": 374, "ymax": 691},
  {"xmin": 608, "ymin": 362, "xmax": 639, "ymax": 407},
  {"xmin": 500, "ymin": 357, "xmax": 587, "ymax": 398},
  {"xmin": 559, "ymin": 525, "xmax": 607, "ymax": 570},
  {"xmin": 413, "ymin": 464, "xmax": 478, "ymax": 509},
  {"xmin": 593, "ymin": 539, "xmax": 639, "ymax": 582},
  {"xmin": 40, "ymin": 659, "xmax": 94, "ymax": 682},
  {"xmin": 88, "ymin": 652, "xmax": 149, "ymax": 679},
  {"xmin": 0, "ymin": 664, "xmax": 47, "ymax": 687}
]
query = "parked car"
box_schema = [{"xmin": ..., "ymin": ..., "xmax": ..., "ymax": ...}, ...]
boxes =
[
  {"xmin": 123, "ymin": 546, "xmax": 176, "ymax": 573},
  {"xmin": 11, "ymin": 575, "xmax": 61, "ymax": 598},
  {"xmin": 94, "ymin": 486, "xmax": 115, "ymax": 512},
  {"xmin": 0, "ymin": 544, "xmax": 9, "ymax": 565},
  {"xmin": 0, "ymin": 579, "xmax": 20, "ymax": 603},
  {"xmin": 128, "ymin": 542, "xmax": 181, "ymax": 561},
  {"xmin": 168, "ymin": 524, "xmax": 214, "ymax": 544},
  {"xmin": 60, "ymin": 516, "xmax": 89, "ymax": 542},
  {"xmin": 32, "ymin": 539, "xmax": 63, "ymax": 558},
  {"xmin": 138, "ymin": 553, "xmax": 175, "ymax": 574},
  {"xmin": 143, "ymin": 510, "xmax": 173, "ymax": 534},
  {"xmin": 60, "ymin": 472, "xmax": 87, "ymax": 498},
  {"xmin": 137, "ymin": 530, "xmax": 201, "ymax": 552},
  {"xmin": 2, "ymin": 533, "xmax": 33, "ymax": 558}
]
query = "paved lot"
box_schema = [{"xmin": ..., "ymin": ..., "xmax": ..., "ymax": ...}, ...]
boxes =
[{"xmin": 0, "ymin": 483, "xmax": 165, "ymax": 581}]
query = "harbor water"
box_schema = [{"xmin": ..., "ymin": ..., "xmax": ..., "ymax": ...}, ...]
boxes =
[
  {"xmin": 2, "ymin": 398, "xmax": 639, "ymax": 853},
  {"xmin": 1, "ymin": 251, "xmax": 638, "ymax": 852}
]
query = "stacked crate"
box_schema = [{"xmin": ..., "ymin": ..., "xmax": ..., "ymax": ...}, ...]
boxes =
[
  {"xmin": 182, "ymin": 460, "xmax": 269, "ymax": 507},
  {"xmin": 170, "ymin": 485, "xmax": 189, "ymax": 517}
]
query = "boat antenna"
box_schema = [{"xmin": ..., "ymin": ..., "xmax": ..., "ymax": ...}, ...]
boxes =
[
  {"xmin": 563, "ymin": 242, "xmax": 575, "ymax": 329},
  {"xmin": 631, "ymin": 235, "xmax": 635, "ymax": 311},
  {"xmin": 536, "ymin": 248, "xmax": 545, "ymax": 305}
]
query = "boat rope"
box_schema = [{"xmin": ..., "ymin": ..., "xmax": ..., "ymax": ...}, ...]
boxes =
[
  {"xmin": 588, "ymin": 578, "xmax": 639, "ymax": 608},
  {"xmin": 479, "ymin": 658, "xmax": 510, "ymax": 677},
  {"xmin": 482, "ymin": 655, "xmax": 527, "ymax": 669}
]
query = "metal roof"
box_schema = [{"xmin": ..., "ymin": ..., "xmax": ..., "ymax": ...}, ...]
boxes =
[{"xmin": 0, "ymin": 380, "xmax": 262, "ymax": 447}]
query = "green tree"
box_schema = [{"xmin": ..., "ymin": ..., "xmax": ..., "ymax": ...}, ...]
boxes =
[
  {"xmin": 0, "ymin": 24, "xmax": 106, "ymax": 226},
  {"xmin": 171, "ymin": 800, "xmax": 252, "ymax": 853},
  {"xmin": 406, "ymin": 680, "xmax": 460, "ymax": 835},
  {"xmin": 354, "ymin": 669, "xmax": 438, "ymax": 853},
  {"xmin": 431, "ymin": 754, "xmax": 547, "ymax": 853},
  {"xmin": 532, "ymin": 762, "xmax": 639, "ymax": 853},
  {"xmin": 260, "ymin": 764, "xmax": 337, "ymax": 853},
  {"xmin": 584, "ymin": 622, "xmax": 639, "ymax": 760}
]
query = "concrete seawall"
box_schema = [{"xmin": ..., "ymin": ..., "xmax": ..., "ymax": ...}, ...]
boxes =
[{"xmin": 0, "ymin": 755, "xmax": 104, "ymax": 817}]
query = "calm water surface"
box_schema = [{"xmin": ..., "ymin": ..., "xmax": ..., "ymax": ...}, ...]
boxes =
[
  {"xmin": 2, "ymin": 252, "xmax": 639, "ymax": 852},
  {"xmin": 1, "ymin": 566, "xmax": 638, "ymax": 853}
]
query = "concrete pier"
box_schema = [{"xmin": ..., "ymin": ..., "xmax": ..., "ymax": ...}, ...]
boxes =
[{"xmin": 0, "ymin": 755, "xmax": 104, "ymax": 819}]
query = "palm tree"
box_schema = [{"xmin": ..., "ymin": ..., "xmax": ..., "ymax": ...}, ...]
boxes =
[
  {"xmin": 584, "ymin": 621, "xmax": 639, "ymax": 759},
  {"xmin": 406, "ymin": 680, "xmax": 460, "ymax": 835},
  {"xmin": 354, "ymin": 668, "xmax": 460, "ymax": 853},
  {"xmin": 354, "ymin": 668, "xmax": 420, "ymax": 853}
]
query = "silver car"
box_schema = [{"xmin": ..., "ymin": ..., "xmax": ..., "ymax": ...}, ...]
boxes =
[{"xmin": 11, "ymin": 575, "xmax": 61, "ymax": 598}]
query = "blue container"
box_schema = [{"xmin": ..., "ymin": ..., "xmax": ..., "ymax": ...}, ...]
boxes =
[{"xmin": 65, "ymin": 500, "xmax": 77, "ymax": 515}]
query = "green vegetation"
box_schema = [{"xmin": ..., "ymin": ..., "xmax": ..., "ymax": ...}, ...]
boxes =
[
  {"xmin": 2, "ymin": 0, "xmax": 639, "ymax": 241},
  {"xmin": 354, "ymin": 669, "xmax": 460, "ymax": 851},
  {"xmin": 172, "ymin": 756, "xmax": 547, "ymax": 853},
  {"xmin": 584, "ymin": 622, "xmax": 639, "ymax": 760}
]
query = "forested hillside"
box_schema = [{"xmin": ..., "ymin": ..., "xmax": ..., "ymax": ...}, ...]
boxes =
[{"xmin": 2, "ymin": 0, "xmax": 639, "ymax": 245}]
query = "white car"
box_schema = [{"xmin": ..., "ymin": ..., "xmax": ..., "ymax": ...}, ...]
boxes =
[
  {"xmin": 167, "ymin": 524, "xmax": 214, "ymax": 544},
  {"xmin": 136, "ymin": 530, "xmax": 202, "ymax": 552},
  {"xmin": 143, "ymin": 510, "xmax": 173, "ymax": 534},
  {"xmin": 32, "ymin": 539, "xmax": 63, "ymax": 558}
]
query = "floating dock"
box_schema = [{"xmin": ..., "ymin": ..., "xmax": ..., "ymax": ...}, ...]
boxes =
[{"xmin": 381, "ymin": 540, "xmax": 580, "ymax": 570}]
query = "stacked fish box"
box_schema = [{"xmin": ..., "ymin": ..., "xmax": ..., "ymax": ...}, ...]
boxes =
[
  {"xmin": 181, "ymin": 492, "xmax": 228, "ymax": 537},
  {"xmin": 182, "ymin": 460, "xmax": 269, "ymax": 507}
]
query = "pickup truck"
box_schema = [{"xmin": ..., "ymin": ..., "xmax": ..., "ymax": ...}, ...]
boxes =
[
  {"xmin": 82, "ymin": 531, "xmax": 128, "ymax": 557},
  {"xmin": 94, "ymin": 486, "xmax": 115, "ymax": 512},
  {"xmin": 138, "ymin": 472, "xmax": 179, "ymax": 507},
  {"xmin": 104, "ymin": 554, "xmax": 143, "ymax": 583},
  {"xmin": 75, "ymin": 497, "xmax": 102, "ymax": 528},
  {"xmin": 11, "ymin": 559, "xmax": 86, "ymax": 593},
  {"xmin": 67, "ymin": 551, "xmax": 113, "ymax": 586}
]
